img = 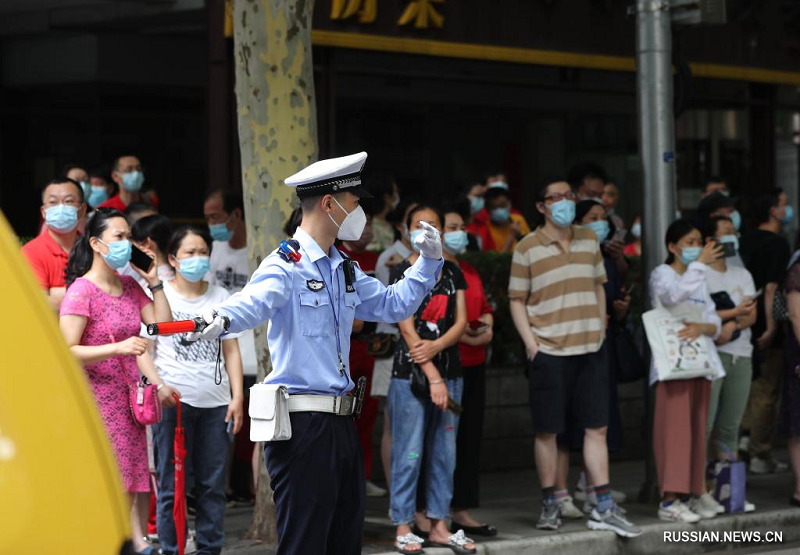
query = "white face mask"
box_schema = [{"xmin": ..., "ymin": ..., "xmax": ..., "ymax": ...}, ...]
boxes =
[{"xmin": 328, "ymin": 196, "xmax": 367, "ymax": 241}]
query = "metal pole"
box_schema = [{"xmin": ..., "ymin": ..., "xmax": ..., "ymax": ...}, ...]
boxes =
[{"xmin": 635, "ymin": 0, "xmax": 676, "ymax": 503}]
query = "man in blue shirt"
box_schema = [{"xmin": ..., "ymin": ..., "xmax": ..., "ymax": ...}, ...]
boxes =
[{"xmin": 192, "ymin": 152, "xmax": 443, "ymax": 554}]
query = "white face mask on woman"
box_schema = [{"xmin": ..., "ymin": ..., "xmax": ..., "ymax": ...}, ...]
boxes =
[{"xmin": 328, "ymin": 196, "xmax": 367, "ymax": 241}]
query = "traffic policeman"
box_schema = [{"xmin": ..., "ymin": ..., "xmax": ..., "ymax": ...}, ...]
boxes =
[{"xmin": 191, "ymin": 151, "xmax": 443, "ymax": 554}]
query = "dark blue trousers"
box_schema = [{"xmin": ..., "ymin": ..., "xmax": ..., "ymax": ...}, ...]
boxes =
[{"xmin": 265, "ymin": 411, "xmax": 365, "ymax": 555}]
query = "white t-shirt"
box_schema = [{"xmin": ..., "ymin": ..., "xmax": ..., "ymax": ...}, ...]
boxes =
[
  {"xmin": 209, "ymin": 240, "xmax": 258, "ymax": 376},
  {"xmin": 705, "ymin": 264, "xmax": 756, "ymax": 358},
  {"xmin": 154, "ymin": 281, "xmax": 240, "ymax": 408}
]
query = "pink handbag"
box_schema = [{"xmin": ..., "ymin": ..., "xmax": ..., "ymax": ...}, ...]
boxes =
[
  {"xmin": 128, "ymin": 378, "xmax": 162, "ymax": 426},
  {"xmin": 97, "ymin": 305, "xmax": 163, "ymax": 427}
]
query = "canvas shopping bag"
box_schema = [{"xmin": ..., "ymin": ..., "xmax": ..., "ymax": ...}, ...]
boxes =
[{"xmin": 642, "ymin": 299, "xmax": 717, "ymax": 382}]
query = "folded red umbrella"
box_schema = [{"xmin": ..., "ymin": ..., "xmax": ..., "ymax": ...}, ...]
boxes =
[{"xmin": 172, "ymin": 393, "xmax": 187, "ymax": 555}]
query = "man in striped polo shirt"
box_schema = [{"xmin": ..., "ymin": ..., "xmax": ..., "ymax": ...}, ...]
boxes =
[{"xmin": 509, "ymin": 178, "xmax": 640, "ymax": 537}]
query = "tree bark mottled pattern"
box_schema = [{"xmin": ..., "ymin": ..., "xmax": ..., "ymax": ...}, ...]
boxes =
[{"xmin": 232, "ymin": 0, "xmax": 318, "ymax": 543}]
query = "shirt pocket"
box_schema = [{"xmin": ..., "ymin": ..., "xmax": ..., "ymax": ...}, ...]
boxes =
[
  {"xmin": 342, "ymin": 292, "xmax": 362, "ymax": 331},
  {"xmin": 299, "ymin": 292, "xmax": 331, "ymax": 337}
]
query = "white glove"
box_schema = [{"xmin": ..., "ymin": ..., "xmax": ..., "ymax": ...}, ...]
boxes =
[
  {"xmin": 186, "ymin": 310, "xmax": 229, "ymax": 342},
  {"xmin": 414, "ymin": 221, "xmax": 443, "ymax": 260}
]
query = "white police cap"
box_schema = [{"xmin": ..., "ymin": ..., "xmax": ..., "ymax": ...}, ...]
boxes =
[{"xmin": 285, "ymin": 151, "xmax": 373, "ymax": 199}]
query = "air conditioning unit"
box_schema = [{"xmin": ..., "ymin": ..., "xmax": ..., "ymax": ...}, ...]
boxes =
[{"xmin": 671, "ymin": 0, "xmax": 727, "ymax": 25}]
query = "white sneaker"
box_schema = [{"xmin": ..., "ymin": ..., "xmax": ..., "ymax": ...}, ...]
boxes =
[
  {"xmin": 687, "ymin": 497, "xmax": 717, "ymax": 520},
  {"xmin": 744, "ymin": 500, "xmax": 755, "ymax": 512},
  {"xmin": 658, "ymin": 500, "xmax": 701, "ymax": 523},
  {"xmin": 558, "ymin": 495, "xmax": 583, "ymax": 519},
  {"xmin": 750, "ymin": 456, "xmax": 789, "ymax": 474},
  {"xmin": 699, "ymin": 492, "xmax": 725, "ymax": 515},
  {"xmin": 185, "ymin": 530, "xmax": 198, "ymax": 555},
  {"xmin": 738, "ymin": 435, "xmax": 750, "ymax": 454},
  {"xmin": 366, "ymin": 480, "xmax": 387, "ymax": 498}
]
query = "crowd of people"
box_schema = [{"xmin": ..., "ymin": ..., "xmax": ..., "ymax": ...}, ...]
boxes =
[{"xmin": 18, "ymin": 154, "xmax": 800, "ymax": 554}]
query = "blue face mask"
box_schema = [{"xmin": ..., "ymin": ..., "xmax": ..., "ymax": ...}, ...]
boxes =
[
  {"xmin": 209, "ymin": 222, "xmax": 233, "ymax": 242},
  {"xmin": 121, "ymin": 170, "xmax": 144, "ymax": 192},
  {"xmin": 549, "ymin": 199, "xmax": 576, "ymax": 228},
  {"xmin": 586, "ymin": 220, "xmax": 610, "ymax": 243},
  {"xmin": 443, "ymin": 230, "xmax": 469, "ymax": 255},
  {"xmin": 99, "ymin": 239, "xmax": 132, "ymax": 270},
  {"xmin": 87, "ymin": 186, "xmax": 108, "ymax": 208},
  {"xmin": 409, "ymin": 229, "xmax": 425, "ymax": 253},
  {"xmin": 490, "ymin": 207, "xmax": 511, "ymax": 223},
  {"xmin": 470, "ymin": 196, "xmax": 485, "ymax": 214},
  {"xmin": 680, "ymin": 246, "xmax": 702, "ymax": 266},
  {"xmin": 782, "ymin": 205, "xmax": 794, "ymax": 226},
  {"xmin": 730, "ymin": 210, "xmax": 742, "ymax": 231},
  {"xmin": 720, "ymin": 234, "xmax": 739, "ymax": 253},
  {"xmin": 45, "ymin": 205, "xmax": 79, "ymax": 233},
  {"xmin": 178, "ymin": 256, "xmax": 210, "ymax": 283},
  {"xmin": 631, "ymin": 222, "xmax": 642, "ymax": 238},
  {"xmin": 79, "ymin": 181, "xmax": 91, "ymax": 198}
]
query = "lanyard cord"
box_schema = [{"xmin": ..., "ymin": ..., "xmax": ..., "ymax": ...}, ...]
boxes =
[{"xmin": 314, "ymin": 260, "xmax": 345, "ymax": 375}]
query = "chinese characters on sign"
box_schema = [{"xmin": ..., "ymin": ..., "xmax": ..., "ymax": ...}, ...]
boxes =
[
  {"xmin": 330, "ymin": 0, "xmax": 445, "ymax": 29},
  {"xmin": 330, "ymin": 0, "xmax": 377, "ymax": 24},
  {"xmin": 398, "ymin": 0, "xmax": 445, "ymax": 28}
]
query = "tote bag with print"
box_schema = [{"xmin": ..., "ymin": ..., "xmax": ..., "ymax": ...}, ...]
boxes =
[{"xmin": 642, "ymin": 299, "xmax": 717, "ymax": 382}]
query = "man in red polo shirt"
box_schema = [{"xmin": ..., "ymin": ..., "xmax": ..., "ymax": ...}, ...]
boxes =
[
  {"xmin": 22, "ymin": 177, "xmax": 87, "ymax": 310},
  {"xmin": 100, "ymin": 154, "xmax": 159, "ymax": 212}
]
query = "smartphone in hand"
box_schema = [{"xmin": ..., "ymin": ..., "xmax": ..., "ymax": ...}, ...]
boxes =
[
  {"xmin": 720, "ymin": 241, "xmax": 737, "ymax": 258},
  {"xmin": 130, "ymin": 245, "xmax": 154, "ymax": 273},
  {"xmin": 226, "ymin": 419, "xmax": 236, "ymax": 443}
]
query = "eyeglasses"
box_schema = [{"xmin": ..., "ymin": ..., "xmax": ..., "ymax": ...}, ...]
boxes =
[{"xmin": 543, "ymin": 191, "xmax": 576, "ymax": 203}]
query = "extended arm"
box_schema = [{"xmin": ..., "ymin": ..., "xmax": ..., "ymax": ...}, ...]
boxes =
[
  {"xmin": 353, "ymin": 256, "xmax": 443, "ymax": 324},
  {"xmin": 214, "ymin": 257, "xmax": 293, "ymax": 334}
]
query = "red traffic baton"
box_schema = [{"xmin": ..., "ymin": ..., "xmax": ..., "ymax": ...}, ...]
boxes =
[{"xmin": 146, "ymin": 318, "xmax": 204, "ymax": 336}]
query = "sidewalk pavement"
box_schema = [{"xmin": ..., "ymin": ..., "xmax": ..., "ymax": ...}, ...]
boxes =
[{"xmin": 220, "ymin": 454, "xmax": 799, "ymax": 554}]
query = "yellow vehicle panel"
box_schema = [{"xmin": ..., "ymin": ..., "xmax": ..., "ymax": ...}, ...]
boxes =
[{"xmin": 0, "ymin": 211, "xmax": 131, "ymax": 554}]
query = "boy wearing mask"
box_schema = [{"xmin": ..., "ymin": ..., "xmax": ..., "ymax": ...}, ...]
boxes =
[{"xmin": 468, "ymin": 186, "xmax": 530, "ymax": 253}]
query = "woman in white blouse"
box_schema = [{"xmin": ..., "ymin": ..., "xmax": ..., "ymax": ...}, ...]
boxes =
[{"xmin": 648, "ymin": 219, "xmax": 728, "ymax": 523}]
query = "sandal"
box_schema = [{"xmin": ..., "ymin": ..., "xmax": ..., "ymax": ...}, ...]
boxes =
[
  {"xmin": 426, "ymin": 529, "xmax": 477, "ymax": 555},
  {"xmin": 412, "ymin": 523, "xmax": 430, "ymax": 539},
  {"xmin": 449, "ymin": 520, "xmax": 497, "ymax": 537},
  {"xmin": 395, "ymin": 532, "xmax": 426, "ymax": 554}
]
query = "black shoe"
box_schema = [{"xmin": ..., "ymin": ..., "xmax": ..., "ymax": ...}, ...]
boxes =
[{"xmin": 790, "ymin": 496, "xmax": 800, "ymax": 507}]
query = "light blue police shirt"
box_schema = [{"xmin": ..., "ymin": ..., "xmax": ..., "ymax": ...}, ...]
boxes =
[{"xmin": 214, "ymin": 227, "xmax": 443, "ymax": 395}]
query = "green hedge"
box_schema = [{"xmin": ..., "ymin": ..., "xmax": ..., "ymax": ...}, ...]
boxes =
[{"xmin": 457, "ymin": 251, "xmax": 524, "ymax": 366}]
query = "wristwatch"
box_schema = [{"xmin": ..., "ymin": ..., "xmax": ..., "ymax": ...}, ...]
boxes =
[{"xmin": 148, "ymin": 281, "xmax": 164, "ymax": 292}]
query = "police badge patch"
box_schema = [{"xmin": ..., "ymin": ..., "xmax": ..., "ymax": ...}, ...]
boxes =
[{"xmin": 306, "ymin": 279, "xmax": 325, "ymax": 292}]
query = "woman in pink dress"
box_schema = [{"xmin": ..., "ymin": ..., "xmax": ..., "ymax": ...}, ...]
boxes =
[{"xmin": 59, "ymin": 208, "xmax": 179, "ymax": 555}]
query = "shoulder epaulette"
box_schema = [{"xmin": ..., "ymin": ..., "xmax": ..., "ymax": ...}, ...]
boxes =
[{"xmin": 277, "ymin": 240, "xmax": 302, "ymax": 263}]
